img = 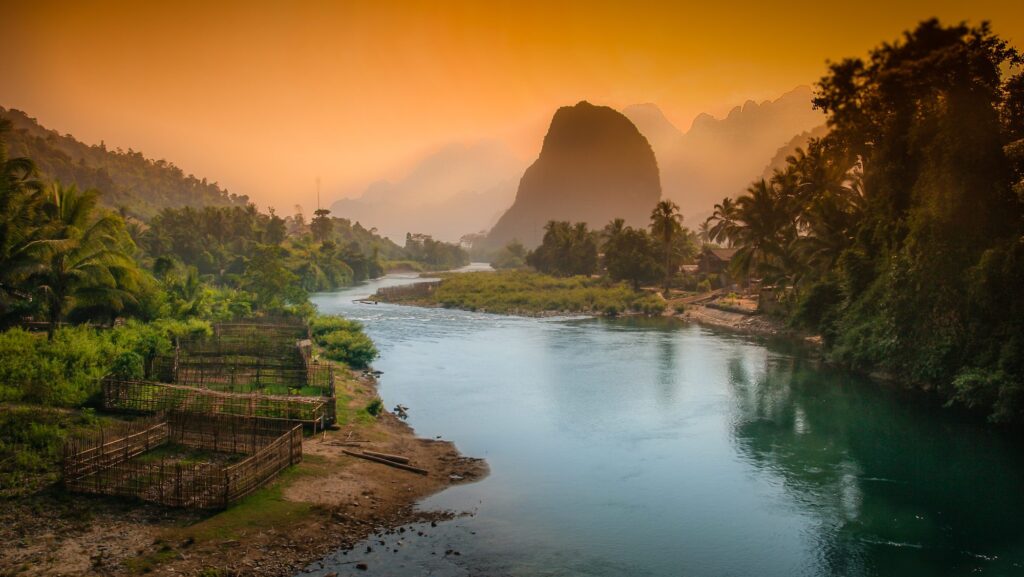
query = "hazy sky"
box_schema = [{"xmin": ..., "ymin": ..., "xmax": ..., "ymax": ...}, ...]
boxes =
[{"xmin": 2, "ymin": 0, "xmax": 1022, "ymax": 211}]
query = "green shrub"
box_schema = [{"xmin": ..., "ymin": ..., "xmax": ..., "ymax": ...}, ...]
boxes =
[
  {"xmin": 365, "ymin": 398, "xmax": 384, "ymax": 417},
  {"xmin": 110, "ymin": 351, "xmax": 145, "ymax": 380},
  {"xmin": 318, "ymin": 330, "xmax": 378, "ymax": 368},
  {"xmin": 310, "ymin": 315, "xmax": 364, "ymax": 338},
  {"xmin": 311, "ymin": 315, "xmax": 378, "ymax": 369}
]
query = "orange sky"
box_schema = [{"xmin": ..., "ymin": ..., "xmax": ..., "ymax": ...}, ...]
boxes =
[{"xmin": 2, "ymin": 0, "xmax": 1022, "ymax": 211}]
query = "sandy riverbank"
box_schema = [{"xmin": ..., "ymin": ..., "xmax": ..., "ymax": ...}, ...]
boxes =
[
  {"xmin": 675, "ymin": 303, "xmax": 823, "ymax": 347},
  {"xmin": 0, "ymin": 370, "xmax": 487, "ymax": 577}
]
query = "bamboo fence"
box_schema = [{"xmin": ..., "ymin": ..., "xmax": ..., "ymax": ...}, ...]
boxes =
[
  {"xmin": 63, "ymin": 413, "xmax": 302, "ymax": 509},
  {"xmin": 373, "ymin": 281, "xmax": 440, "ymax": 301},
  {"xmin": 107, "ymin": 316, "xmax": 337, "ymax": 427},
  {"xmin": 102, "ymin": 378, "xmax": 330, "ymax": 427}
]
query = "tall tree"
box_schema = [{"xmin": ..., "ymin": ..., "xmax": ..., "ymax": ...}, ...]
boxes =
[
  {"xmin": 649, "ymin": 200, "xmax": 683, "ymax": 293},
  {"xmin": 310, "ymin": 208, "xmax": 333, "ymax": 242},
  {"xmin": 603, "ymin": 225, "xmax": 661, "ymax": 289}
]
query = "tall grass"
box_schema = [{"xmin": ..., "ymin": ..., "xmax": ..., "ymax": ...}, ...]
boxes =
[{"xmin": 432, "ymin": 271, "xmax": 665, "ymax": 316}]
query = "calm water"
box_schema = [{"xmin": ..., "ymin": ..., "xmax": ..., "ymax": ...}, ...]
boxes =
[{"xmin": 304, "ymin": 268, "xmax": 1024, "ymax": 577}]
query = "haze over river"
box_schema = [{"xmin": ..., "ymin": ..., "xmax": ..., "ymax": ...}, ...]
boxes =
[{"xmin": 305, "ymin": 269, "xmax": 1024, "ymax": 577}]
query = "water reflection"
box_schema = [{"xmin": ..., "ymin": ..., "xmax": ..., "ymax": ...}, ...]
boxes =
[
  {"xmin": 727, "ymin": 356, "xmax": 1024, "ymax": 575},
  {"xmin": 307, "ymin": 276, "xmax": 1024, "ymax": 577}
]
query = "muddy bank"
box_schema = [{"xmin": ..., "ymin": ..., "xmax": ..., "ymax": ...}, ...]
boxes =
[
  {"xmin": 678, "ymin": 304, "xmax": 822, "ymax": 347},
  {"xmin": 0, "ymin": 370, "xmax": 487, "ymax": 577}
]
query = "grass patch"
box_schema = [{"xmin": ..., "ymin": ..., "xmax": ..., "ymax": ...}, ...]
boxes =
[
  {"xmin": 168, "ymin": 460, "xmax": 323, "ymax": 544},
  {"xmin": 385, "ymin": 270, "xmax": 666, "ymax": 316},
  {"xmin": 123, "ymin": 541, "xmax": 179, "ymax": 574},
  {"xmin": 0, "ymin": 405, "xmax": 117, "ymax": 497}
]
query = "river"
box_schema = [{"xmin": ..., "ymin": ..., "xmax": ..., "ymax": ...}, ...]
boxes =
[{"xmin": 304, "ymin": 268, "xmax": 1024, "ymax": 576}]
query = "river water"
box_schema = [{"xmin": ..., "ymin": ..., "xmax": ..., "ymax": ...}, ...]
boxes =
[{"xmin": 304, "ymin": 269, "xmax": 1024, "ymax": 576}]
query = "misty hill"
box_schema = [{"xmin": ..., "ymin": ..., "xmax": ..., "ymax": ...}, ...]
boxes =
[
  {"xmin": 760, "ymin": 124, "xmax": 830, "ymax": 180},
  {"xmin": 330, "ymin": 141, "xmax": 521, "ymax": 243},
  {"xmin": 0, "ymin": 107, "xmax": 249, "ymax": 219},
  {"xmin": 487, "ymin": 101, "xmax": 661, "ymax": 248},
  {"xmin": 620, "ymin": 103, "xmax": 684, "ymax": 153},
  {"xmin": 622, "ymin": 86, "xmax": 824, "ymax": 221}
]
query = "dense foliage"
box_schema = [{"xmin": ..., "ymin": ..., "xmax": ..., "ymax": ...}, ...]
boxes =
[
  {"xmin": 524, "ymin": 202, "xmax": 697, "ymax": 293},
  {"xmin": 403, "ymin": 233, "xmax": 470, "ymax": 270},
  {"xmin": 601, "ymin": 219, "xmax": 661, "ymax": 290},
  {"xmin": 705, "ymin": 20, "xmax": 1024, "ymax": 423},
  {"xmin": 0, "ymin": 320, "xmax": 209, "ymax": 407},
  {"xmin": 491, "ymin": 240, "xmax": 528, "ymax": 270}
]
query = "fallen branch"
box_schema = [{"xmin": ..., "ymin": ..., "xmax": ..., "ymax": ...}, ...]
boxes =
[
  {"xmin": 342, "ymin": 449, "xmax": 428, "ymax": 475},
  {"xmin": 362, "ymin": 450, "xmax": 410, "ymax": 464}
]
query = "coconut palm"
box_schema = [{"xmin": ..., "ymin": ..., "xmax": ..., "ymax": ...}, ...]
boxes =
[
  {"xmin": 697, "ymin": 220, "xmax": 712, "ymax": 247},
  {"xmin": 727, "ymin": 179, "xmax": 796, "ymax": 282},
  {"xmin": 601, "ymin": 218, "xmax": 626, "ymax": 247},
  {"xmin": 19, "ymin": 183, "xmax": 143, "ymax": 337},
  {"xmin": 706, "ymin": 197, "xmax": 738, "ymax": 246},
  {"xmin": 650, "ymin": 200, "xmax": 683, "ymax": 293}
]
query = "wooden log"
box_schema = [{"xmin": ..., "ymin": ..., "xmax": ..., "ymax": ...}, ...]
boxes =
[
  {"xmin": 362, "ymin": 450, "xmax": 410, "ymax": 464},
  {"xmin": 341, "ymin": 450, "xmax": 428, "ymax": 475}
]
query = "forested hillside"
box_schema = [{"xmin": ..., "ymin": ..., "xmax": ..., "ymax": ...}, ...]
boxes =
[{"xmin": 0, "ymin": 107, "xmax": 248, "ymax": 219}]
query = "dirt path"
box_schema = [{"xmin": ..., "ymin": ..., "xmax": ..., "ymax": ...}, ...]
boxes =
[{"xmin": 0, "ymin": 371, "xmax": 487, "ymax": 577}]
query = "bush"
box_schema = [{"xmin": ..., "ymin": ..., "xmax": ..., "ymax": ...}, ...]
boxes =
[
  {"xmin": 109, "ymin": 351, "xmax": 145, "ymax": 380},
  {"xmin": 310, "ymin": 315, "xmax": 364, "ymax": 339},
  {"xmin": 312, "ymin": 314, "xmax": 378, "ymax": 369},
  {"xmin": 0, "ymin": 319, "xmax": 208, "ymax": 407},
  {"xmin": 365, "ymin": 398, "xmax": 384, "ymax": 417},
  {"xmin": 318, "ymin": 330, "xmax": 378, "ymax": 368}
]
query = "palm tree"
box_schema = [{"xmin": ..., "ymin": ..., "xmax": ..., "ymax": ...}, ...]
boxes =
[
  {"xmin": 697, "ymin": 221, "xmax": 712, "ymax": 247},
  {"xmin": 706, "ymin": 197, "xmax": 738, "ymax": 246},
  {"xmin": 20, "ymin": 183, "xmax": 142, "ymax": 337},
  {"xmin": 727, "ymin": 179, "xmax": 796, "ymax": 282},
  {"xmin": 602, "ymin": 218, "xmax": 626, "ymax": 247},
  {"xmin": 0, "ymin": 119, "xmax": 43, "ymax": 316},
  {"xmin": 650, "ymin": 200, "xmax": 683, "ymax": 293}
]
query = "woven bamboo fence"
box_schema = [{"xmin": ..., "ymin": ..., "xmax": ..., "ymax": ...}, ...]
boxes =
[
  {"xmin": 213, "ymin": 317, "xmax": 310, "ymax": 341},
  {"xmin": 102, "ymin": 378, "xmax": 330, "ymax": 428},
  {"xmin": 63, "ymin": 413, "xmax": 302, "ymax": 509},
  {"xmin": 373, "ymin": 281, "xmax": 440, "ymax": 301}
]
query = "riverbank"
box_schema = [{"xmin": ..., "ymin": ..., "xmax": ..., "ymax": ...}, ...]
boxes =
[
  {"xmin": 0, "ymin": 367, "xmax": 487, "ymax": 577},
  {"xmin": 676, "ymin": 303, "xmax": 821, "ymax": 344}
]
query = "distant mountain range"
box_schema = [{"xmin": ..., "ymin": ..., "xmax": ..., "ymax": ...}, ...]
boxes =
[
  {"xmin": 623, "ymin": 86, "xmax": 825, "ymax": 222},
  {"xmin": 332, "ymin": 87, "xmax": 826, "ymax": 245},
  {"xmin": 330, "ymin": 141, "xmax": 522, "ymax": 243},
  {"xmin": 0, "ymin": 107, "xmax": 249, "ymax": 220}
]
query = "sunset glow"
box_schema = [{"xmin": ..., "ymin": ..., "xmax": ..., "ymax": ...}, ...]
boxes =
[{"xmin": 4, "ymin": 0, "xmax": 1022, "ymax": 210}]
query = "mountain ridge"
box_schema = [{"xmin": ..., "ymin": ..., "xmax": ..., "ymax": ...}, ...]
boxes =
[
  {"xmin": 0, "ymin": 107, "xmax": 249, "ymax": 219},
  {"xmin": 622, "ymin": 86, "xmax": 824, "ymax": 221}
]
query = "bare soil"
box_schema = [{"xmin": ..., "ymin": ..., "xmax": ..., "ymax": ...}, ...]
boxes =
[{"xmin": 0, "ymin": 370, "xmax": 487, "ymax": 577}]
